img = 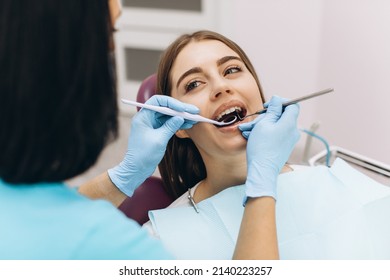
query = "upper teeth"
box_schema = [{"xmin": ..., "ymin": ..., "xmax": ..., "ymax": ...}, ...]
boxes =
[{"xmin": 217, "ymin": 106, "xmax": 242, "ymax": 120}]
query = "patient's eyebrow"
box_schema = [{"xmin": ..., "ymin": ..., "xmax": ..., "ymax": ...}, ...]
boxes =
[
  {"xmin": 217, "ymin": 56, "xmax": 242, "ymax": 66},
  {"xmin": 176, "ymin": 67, "xmax": 202, "ymax": 89}
]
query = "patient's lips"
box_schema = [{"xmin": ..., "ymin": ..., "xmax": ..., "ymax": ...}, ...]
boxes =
[{"xmin": 212, "ymin": 100, "xmax": 247, "ymax": 127}]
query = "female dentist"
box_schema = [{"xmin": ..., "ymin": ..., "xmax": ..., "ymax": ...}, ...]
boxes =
[{"xmin": 0, "ymin": 0, "xmax": 299, "ymax": 259}]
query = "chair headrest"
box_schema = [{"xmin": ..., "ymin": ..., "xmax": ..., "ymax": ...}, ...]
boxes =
[{"xmin": 136, "ymin": 73, "xmax": 157, "ymax": 110}]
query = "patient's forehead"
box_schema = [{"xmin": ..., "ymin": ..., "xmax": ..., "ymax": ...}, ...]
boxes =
[{"xmin": 171, "ymin": 40, "xmax": 240, "ymax": 81}]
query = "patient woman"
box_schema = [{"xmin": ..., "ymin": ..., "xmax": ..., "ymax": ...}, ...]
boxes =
[
  {"xmin": 142, "ymin": 30, "xmax": 296, "ymax": 257},
  {"xmin": 142, "ymin": 30, "xmax": 390, "ymax": 260}
]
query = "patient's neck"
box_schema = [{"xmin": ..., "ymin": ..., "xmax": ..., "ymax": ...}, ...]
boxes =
[
  {"xmin": 193, "ymin": 154, "xmax": 292, "ymax": 203},
  {"xmin": 193, "ymin": 152, "xmax": 245, "ymax": 202}
]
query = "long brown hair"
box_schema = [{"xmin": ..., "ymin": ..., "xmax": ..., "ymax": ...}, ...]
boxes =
[{"xmin": 157, "ymin": 30, "xmax": 264, "ymax": 198}]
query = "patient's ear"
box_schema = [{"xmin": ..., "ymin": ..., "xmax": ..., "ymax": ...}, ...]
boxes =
[{"xmin": 175, "ymin": 129, "xmax": 190, "ymax": 139}]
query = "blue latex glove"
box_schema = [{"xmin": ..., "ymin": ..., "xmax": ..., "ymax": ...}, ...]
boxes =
[
  {"xmin": 238, "ymin": 96, "xmax": 300, "ymax": 202},
  {"xmin": 108, "ymin": 95, "xmax": 199, "ymax": 196}
]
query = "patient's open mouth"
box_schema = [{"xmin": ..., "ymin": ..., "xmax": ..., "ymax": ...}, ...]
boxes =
[{"xmin": 215, "ymin": 106, "xmax": 247, "ymax": 127}]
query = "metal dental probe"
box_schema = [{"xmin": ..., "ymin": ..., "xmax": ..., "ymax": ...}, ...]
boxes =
[{"xmin": 237, "ymin": 88, "xmax": 334, "ymax": 121}]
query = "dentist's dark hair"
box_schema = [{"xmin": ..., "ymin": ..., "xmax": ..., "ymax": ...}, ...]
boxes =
[
  {"xmin": 157, "ymin": 30, "xmax": 265, "ymax": 198},
  {"xmin": 0, "ymin": 0, "xmax": 118, "ymax": 183}
]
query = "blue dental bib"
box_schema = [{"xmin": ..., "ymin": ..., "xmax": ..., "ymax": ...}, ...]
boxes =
[{"xmin": 149, "ymin": 159, "xmax": 390, "ymax": 259}]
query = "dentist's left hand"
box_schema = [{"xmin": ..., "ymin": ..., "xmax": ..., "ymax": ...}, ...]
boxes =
[
  {"xmin": 108, "ymin": 95, "xmax": 199, "ymax": 196},
  {"xmin": 238, "ymin": 96, "xmax": 300, "ymax": 202}
]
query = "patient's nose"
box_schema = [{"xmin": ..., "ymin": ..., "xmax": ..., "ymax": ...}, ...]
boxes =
[{"xmin": 210, "ymin": 78, "xmax": 232, "ymax": 100}]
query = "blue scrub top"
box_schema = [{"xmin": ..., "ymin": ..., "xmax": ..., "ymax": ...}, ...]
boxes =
[{"xmin": 0, "ymin": 179, "xmax": 172, "ymax": 260}]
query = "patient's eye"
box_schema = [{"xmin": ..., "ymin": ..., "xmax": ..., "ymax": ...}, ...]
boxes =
[
  {"xmin": 224, "ymin": 66, "xmax": 241, "ymax": 75},
  {"xmin": 185, "ymin": 80, "xmax": 203, "ymax": 92}
]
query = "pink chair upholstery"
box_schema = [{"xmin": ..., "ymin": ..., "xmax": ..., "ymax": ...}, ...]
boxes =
[
  {"xmin": 136, "ymin": 73, "xmax": 157, "ymax": 104},
  {"xmin": 118, "ymin": 74, "xmax": 174, "ymax": 225},
  {"xmin": 118, "ymin": 176, "xmax": 173, "ymax": 225}
]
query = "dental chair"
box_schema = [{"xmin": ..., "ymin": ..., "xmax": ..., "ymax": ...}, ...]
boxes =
[{"xmin": 118, "ymin": 74, "xmax": 175, "ymax": 225}]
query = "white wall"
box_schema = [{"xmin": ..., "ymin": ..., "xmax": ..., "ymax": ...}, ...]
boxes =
[
  {"xmin": 316, "ymin": 0, "xmax": 390, "ymax": 165},
  {"xmin": 230, "ymin": 0, "xmax": 390, "ymax": 165}
]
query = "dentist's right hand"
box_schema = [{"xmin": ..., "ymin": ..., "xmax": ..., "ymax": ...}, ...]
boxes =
[
  {"xmin": 238, "ymin": 96, "xmax": 300, "ymax": 203},
  {"xmin": 108, "ymin": 95, "xmax": 199, "ymax": 196}
]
